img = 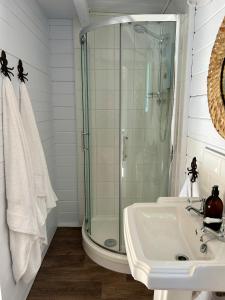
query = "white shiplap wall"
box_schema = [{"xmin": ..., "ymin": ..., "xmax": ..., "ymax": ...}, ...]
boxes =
[
  {"xmin": 0, "ymin": 1, "xmax": 57, "ymax": 299},
  {"xmin": 186, "ymin": 0, "xmax": 225, "ymax": 198},
  {"xmin": 49, "ymin": 19, "xmax": 78, "ymax": 226}
]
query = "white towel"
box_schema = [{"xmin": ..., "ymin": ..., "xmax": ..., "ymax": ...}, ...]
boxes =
[
  {"xmin": 2, "ymin": 77, "xmax": 42, "ymax": 283},
  {"xmin": 19, "ymin": 83, "xmax": 58, "ymax": 282},
  {"xmin": 179, "ymin": 174, "xmax": 199, "ymax": 197},
  {"xmin": 19, "ymin": 83, "xmax": 57, "ymax": 214}
]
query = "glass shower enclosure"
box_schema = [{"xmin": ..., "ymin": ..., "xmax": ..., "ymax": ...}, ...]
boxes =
[{"xmin": 81, "ymin": 15, "xmax": 178, "ymax": 254}]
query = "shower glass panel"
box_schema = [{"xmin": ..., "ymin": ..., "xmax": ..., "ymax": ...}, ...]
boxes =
[
  {"xmin": 120, "ymin": 22, "xmax": 176, "ymax": 251},
  {"xmin": 82, "ymin": 25, "xmax": 120, "ymax": 251},
  {"xmin": 81, "ymin": 16, "xmax": 177, "ymax": 255}
]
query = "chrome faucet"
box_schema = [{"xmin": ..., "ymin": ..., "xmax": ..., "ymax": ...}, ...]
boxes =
[
  {"xmin": 199, "ymin": 223, "xmax": 225, "ymax": 254},
  {"xmin": 186, "ymin": 206, "xmax": 203, "ymax": 216},
  {"xmin": 200, "ymin": 224, "xmax": 225, "ymax": 242},
  {"xmin": 185, "ymin": 198, "xmax": 205, "ymax": 216},
  {"xmin": 199, "ymin": 225, "xmax": 225, "ymax": 254},
  {"xmin": 185, "ymin": 198, "xmax": 225, "ymax": 245}
]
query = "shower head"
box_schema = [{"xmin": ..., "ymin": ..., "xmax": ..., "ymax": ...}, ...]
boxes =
[
  {"xmin": 133, "ymin": 24, "xmax": 167, "ymax": 42},
  {"xmin": 133, "ymin": 24, "xmax": 147, "ymax": 34}
]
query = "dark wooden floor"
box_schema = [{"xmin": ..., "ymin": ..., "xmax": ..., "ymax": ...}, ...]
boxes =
[{"xmin": 27, "ymin": 228, "xmax": 153, "ymax": 300}]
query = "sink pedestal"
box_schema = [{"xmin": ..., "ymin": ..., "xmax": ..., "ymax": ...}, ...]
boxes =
[{"xmin": 154, "ymin": 290, "xmax": 192, "ymax": 300}]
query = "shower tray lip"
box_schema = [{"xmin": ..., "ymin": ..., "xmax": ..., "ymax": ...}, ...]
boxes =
[
  {"xmin": 124, "ymin": 199, "xmax": 225, "ymax": 292},
  {"xmin": 82, "ymin": 224, "xmax": 130, "ymax": 274}
]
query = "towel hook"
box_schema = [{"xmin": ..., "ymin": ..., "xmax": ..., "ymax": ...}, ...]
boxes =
[
  {"xmin": 17, "ymin": 59, "xmax": 28, "ymax": 83},
  {"xmin": 187, "ymin": 157, "xmax": 199, "ymax": 183},
  {"xmin": 0, "ymin": 50, "xmax": 14, "ymax": 80}
]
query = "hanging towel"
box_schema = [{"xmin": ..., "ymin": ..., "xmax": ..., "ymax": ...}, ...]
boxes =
[
  {"xmin": 19, "ymin": 83, "xmax": 58, "ymax": 282},
  {"xmin": 179, "ymin": 174, "xmax": 199, "ymax": 197},
  {"xmin": 19, "ymin": 83, "xmax": 57, "ymax": 215},
  {"xmin": 2, "ymin": 77, "xmax": 42, "ymax": 283}
]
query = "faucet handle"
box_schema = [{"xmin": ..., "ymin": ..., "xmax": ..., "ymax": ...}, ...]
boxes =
[
  {"xmin": 201, "ymin": 224, "xmax": 225, "ymax": 241},
  {"xmin": 200, "ymin": 198, "xmax": 206, "ymax": 212},
  {"xmin": 221, "ymin": 221, "xmax": 224, "ymax": 233}
]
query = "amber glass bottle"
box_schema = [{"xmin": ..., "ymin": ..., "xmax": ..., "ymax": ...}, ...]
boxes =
[{"xmin": 203, "ymin": 185, "xmax": 223, "ymax": 231}]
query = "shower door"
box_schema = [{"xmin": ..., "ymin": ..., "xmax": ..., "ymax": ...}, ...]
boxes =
[{"xmin": 120, "ymin": 21, "xmax": 176, "ymax": 251}]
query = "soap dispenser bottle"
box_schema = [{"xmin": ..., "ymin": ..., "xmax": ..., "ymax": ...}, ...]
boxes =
[{"xmin": 203, "ymin": 185, "xmax": 223, "ymax": 231}]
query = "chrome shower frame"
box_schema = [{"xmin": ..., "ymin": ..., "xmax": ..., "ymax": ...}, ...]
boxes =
[{"xmin": 80, "ymin": 14, "xmax": 178, "ymax": 36}]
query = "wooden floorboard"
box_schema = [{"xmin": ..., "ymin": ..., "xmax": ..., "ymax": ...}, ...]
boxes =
[{"xmin": 27, "ymin": 228, "xmax": 153, "ymax": 300}]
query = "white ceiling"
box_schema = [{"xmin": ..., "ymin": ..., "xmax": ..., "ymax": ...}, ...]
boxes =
[
  {"xmin": 87, "ymin": 0, "xmax": 167, "ymax": 14},
  {"xmin": 37, "ymin": 0, "xmax": 77, "ymax": 18},
  {"xmin": 37, "ymin": 0, "xmax": 187, "ymax": 19}
]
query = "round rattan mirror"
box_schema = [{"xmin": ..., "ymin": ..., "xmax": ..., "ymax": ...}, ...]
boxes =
[{"xmin": 208, "ymin": 17, "xmax": 225, "ymax": 139}]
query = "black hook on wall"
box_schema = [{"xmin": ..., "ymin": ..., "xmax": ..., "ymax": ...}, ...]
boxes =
[
  {"xmin": 0, "ymin": 50, "xmax": 14, "ymax": 80},
  {"xmin": 17, "ymin": 59, "xmax": 28, "ymax": 83},
  {"xmin": 187, "ymin": 157, "xmax": 199, "ymax": 183}
]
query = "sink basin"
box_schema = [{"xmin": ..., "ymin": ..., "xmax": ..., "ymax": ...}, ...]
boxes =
[{"xmin": 124, "ymin": 201, "xmax": 225, "ymax": 292}]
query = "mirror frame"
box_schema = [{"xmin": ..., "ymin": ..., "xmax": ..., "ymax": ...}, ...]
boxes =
[
  {"xmin": 220, "ymin": 57, "xmax": 225, "ymax": 106},
  {"xmin": 207, "ymin": 17, "xmax": 225, "ymax": 139}
]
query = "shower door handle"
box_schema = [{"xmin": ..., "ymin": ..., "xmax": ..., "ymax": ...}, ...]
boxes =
[
  {"xmin": 122, "ymin": 136, "xmax": 128, "ymax": 161},
  {"xmin": 81, "ymin": 131, "xmax": 89, "ymax": 151}
]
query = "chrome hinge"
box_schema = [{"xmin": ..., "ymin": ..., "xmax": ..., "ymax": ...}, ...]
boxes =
[
  {"xmin": 170, "ymin": 145, "xmax": 174, "ymax": 162},
  {"xmin": 81, "ymin": 131, "xmax": 89, "ymax": 151},
  {"xmin": 122, "ymin": 135, "xmax": 128, "ymax": 161}
]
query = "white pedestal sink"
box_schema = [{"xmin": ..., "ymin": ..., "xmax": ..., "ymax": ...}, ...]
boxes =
[{"xmin": 124, "ymin": 198, "xmax": 225, "ymax": 300}]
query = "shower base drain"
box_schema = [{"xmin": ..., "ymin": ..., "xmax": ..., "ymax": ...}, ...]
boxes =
[
  {"xmin": 104, "ymin": 238, "xmax": 117, "ymax": 248},
  {"xmin": 175, "ymin": 254, "xmax": 189, "ymax": 261}
]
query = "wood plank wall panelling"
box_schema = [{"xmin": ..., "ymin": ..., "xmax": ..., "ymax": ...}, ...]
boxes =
[
  {"xmin": 0, "ymin": 1, "xmax": 57, "ymax": 300},
  {"xmin": 186, "ymin": 0, "xmax": 225, "ymax": 197},
  {"xmin": 49, "ymin": 19, "xmax": 79, "ymax": 226}
]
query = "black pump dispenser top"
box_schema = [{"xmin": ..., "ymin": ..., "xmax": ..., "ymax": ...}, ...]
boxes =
[{"xmin": 212, "ymin": 185, "xmax": 219, "ymax": 197}]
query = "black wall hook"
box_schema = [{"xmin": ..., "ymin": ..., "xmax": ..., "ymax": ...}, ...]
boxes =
[
  {"xmin": 187, "ymin": 157, "xmax": 199, "ymax": 183},
  {"xmin": 0, "ymin": 50, "xmax": 14, "ymax": 80},
  {"xmin": 17, "ymin": 59, "xmax": 28, "ymax": 83}
]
